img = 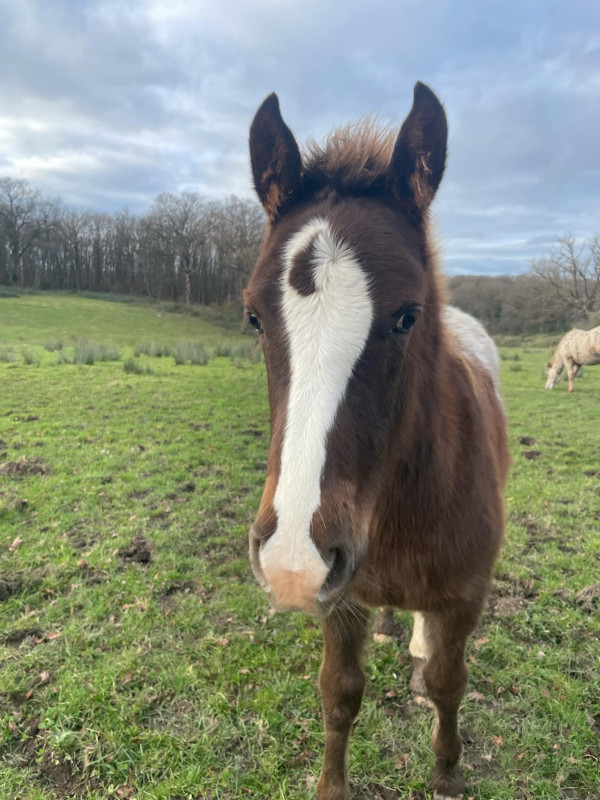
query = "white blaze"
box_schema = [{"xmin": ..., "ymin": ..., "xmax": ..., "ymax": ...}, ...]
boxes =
[{"xmin": 259, "ymin": 218, "xmax": 373, "ymax": 586}]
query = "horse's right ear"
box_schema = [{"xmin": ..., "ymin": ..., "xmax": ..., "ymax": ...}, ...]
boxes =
[{"xmin": 249, "ymin": 93, "xmax": 302, "ymax": 221}]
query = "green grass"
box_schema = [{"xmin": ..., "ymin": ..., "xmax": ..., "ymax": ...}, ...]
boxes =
[{"xmin": 0, "ymin": 297, "xmax": 599, "ymax": 799}]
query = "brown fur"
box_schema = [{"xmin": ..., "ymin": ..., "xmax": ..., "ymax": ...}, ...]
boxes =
[
  {"xmin": 302, "ymin": 118, "xmax": 397, "ymax": 191},
  {"xmin": 246, "ymin": 83, "xmax": 509, "ymax": 799}
]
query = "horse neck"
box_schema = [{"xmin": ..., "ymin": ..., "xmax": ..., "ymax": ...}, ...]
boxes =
[{"xmin": 550, "ymin": 343, "xmax": 565, "ymax": 369}]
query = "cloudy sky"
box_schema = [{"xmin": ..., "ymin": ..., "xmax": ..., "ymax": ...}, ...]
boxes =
[{"xmin": 1, "ymin": 0, "xmax": 599, "ymax": 275}]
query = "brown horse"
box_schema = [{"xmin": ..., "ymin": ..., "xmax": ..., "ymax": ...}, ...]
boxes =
[{"xmin": 245, "ymin": 83, "xmax": 509, "ymax": 800}]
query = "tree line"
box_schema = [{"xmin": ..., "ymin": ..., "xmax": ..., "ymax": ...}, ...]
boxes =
[
  {"xmin": 1, "ymin": 176, "xmax": 598, "ymax": 332},
  {"xmin": 448, "ymin": 236, "xmax": 600, "ymax": 335},
  {"xmin": 0, "ymin": 177, "xmax": 265, "ymax": 306}
]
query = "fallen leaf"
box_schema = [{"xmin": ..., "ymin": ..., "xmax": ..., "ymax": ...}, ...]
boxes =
[
  {"xmin": 39, "ymin": 671, "xmax": 51, "ymax": 685},
  {"xmin": 492, "ymin": 735, "xmax": 503, "ymax": 746},
  {"xmin": 467, "ymin": 691, "xmax": 486, "ymax": 702},
  {"xmin": 395, "ymin": 753, "xmax": 411, "ymax": 769},
  {"xmin": 9, "ymin": 536, "xmax": 23, "ymax": 552}
]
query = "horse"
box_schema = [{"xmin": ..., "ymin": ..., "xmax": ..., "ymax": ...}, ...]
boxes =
[
  {"xmin": 245, "ymin": 82, "xmax": 509, "ymax": 800},
  {"xmin": 545, "ymin": 326, "xmax": 600, "ymax": 392}
]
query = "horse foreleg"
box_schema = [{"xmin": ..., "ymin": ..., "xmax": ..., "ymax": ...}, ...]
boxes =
[
  {"xmin": 565, "ymin": 358, "xmax": 578, "ymax": 392},
  {"xmin": 317, "ymin": 603, "xmax": 370, "ymax": 800},
  {"xmin": 421, "ymin": 605, "xmax": 480, "ymax": 799}
]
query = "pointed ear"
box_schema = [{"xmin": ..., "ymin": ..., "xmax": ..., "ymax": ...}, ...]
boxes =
[
  {"xmin": 249, "ymin": 93, "xmax": 302, "ymax": 220},
  {"xmin": 389, "ymin": 82, "xmax": 447, "ymax": 211}
]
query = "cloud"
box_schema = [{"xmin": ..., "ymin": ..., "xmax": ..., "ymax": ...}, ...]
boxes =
[{"xmin": 0, "ymin": 0, "xmax": 599, "ymax": 274}]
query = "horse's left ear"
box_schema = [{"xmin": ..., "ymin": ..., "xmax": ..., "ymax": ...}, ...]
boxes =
[
  {"xmin": 389, "ymin": 82, "xmax": 447, "ymax": 211},
  {"xmin": 249, "ymin": 93, "xmax": 302, "ymax": 220}
]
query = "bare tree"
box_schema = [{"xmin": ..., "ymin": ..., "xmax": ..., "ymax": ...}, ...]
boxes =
[
  {"xmin": 0, "ymin": 178, "xmax": 43, "ymax": 285},
  {"xmin": 531, "ymin": 235, "xmax": 600, "ymax": 321},
  {"xmin": 146, "ymin": 193, "xmax": 207, "ymax": 305}
]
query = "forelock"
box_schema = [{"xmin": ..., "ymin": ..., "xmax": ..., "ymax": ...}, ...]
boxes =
[{"xmin": 302, "ymin": 117, "xmax": 396, "ymax": 192}]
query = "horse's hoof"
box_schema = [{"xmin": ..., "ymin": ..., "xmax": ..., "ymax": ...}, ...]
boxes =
[
  {"xmin": 373, "ymin": 607, "xmax": 395, "ymax": 637},
  {"xmin": 430, "ymin": 763, "xmax": 466, "ymax": 798}
]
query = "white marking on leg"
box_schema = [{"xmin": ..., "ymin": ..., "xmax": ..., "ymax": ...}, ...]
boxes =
[
  {"xmin": 260, "ymin": 218, "xmax": 373, "ymax": 597},
  {"xmin": 409, "ymin": 611, "xmax": 430, "ymax": 661}
]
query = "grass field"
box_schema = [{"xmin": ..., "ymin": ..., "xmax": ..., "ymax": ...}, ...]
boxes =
[{"xmin": 0, "ymin": 294, "xmax": 599, "ymax": 800}]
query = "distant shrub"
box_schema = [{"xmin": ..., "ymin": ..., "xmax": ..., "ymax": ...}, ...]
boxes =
[
  {"xmin": 494, "ymin": 335, "xmax": 523, "ymax": 348},
  {"xmin": 124, "ymin": 358, "xmax": 154, "ymax": 375},
  {"xmin": 52, "ymin": 351, "xmax": 72, "ymax": 365},
  {"xmin": 0, "ymin": 348, "xmax": 16, "ymax": 363},
  {"xmin": 213, "ymin": 342, "xmax": 234, "ymax": 358},
  {"xmin": 134, "ymin": 341, "xmax": 172, "ymax": 358},
  {"xmin": 44, "ymin": 339, "xmax": 64, "ymax": 352},
  {"xmin": 73, "ymin": 342, "xmax": 121, "ymax": 364},
  {"xmin": 21, "ymin": 349, "xmax": 40, "ymax": 366},
  {"xmin": 230, "ymin": 342, "xmax": 262, "ymax": 364},
  {"xmin": 0, "ymin": 287, "xmax": 20, "ymax": 298},
  {"xmin": 174, "ymin": 342, "xmax": 213, "ymax": 366},
  {"xmin": 509, "ymin": 363, "xmax": 523, "ymax": 372}
]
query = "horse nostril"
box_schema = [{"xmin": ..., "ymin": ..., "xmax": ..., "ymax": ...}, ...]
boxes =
[{"xmin": 319, "ymin": 547, "xmax": 351, "ymax": 606}]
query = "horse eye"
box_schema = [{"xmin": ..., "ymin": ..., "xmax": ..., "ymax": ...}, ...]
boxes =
[
  {"xmin": 393, "ymin": 311, "xmax": 418, "ymax": 334},
  {"xmin": 248, "ymin": 312, "xmax": 263, "ymax": 333}
]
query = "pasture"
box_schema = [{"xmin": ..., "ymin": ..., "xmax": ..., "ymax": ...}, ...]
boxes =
[{"xmin": 0, "ymin": 294, "xmax": 599, "ymax": 800}]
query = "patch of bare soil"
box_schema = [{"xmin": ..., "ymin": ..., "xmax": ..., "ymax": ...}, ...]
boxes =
[
  {"xmin": 0, "ymin": 569, "xmax": 44, "ymax": 603},
  {"xmin": 0, "ymin": 457, "xmax": 48, "ymax": 477},
  {"xmin": 159, "ymin": 579, "xmax": 197, "ymax": 597},
  {"xmin": 522, "ymin": 450, "xmax": 541, "ymax": 460},
  {"xmin": 518, "ymin": 436, "xmax": 537, "ymax": 446},
  {"xmin": 10, "ymin": 717, "xmax": 100, "ymax": 797},
  {"xmin": 66, "ymin": 522, "xmax": 102, "ymax": 552},
  {"xmin": 242, "ymin": 428, "xmax": 264, "ymax": 437},
  {"xmin": 576, "ymin": 583, "xmax": 600, "ymax": 612},
  {"xmin": 118, "ymin": 535, "xmax": 153, "ymax": 564},
  {"xmin": 3, "ymin": 627, "xmax": 44, "ymax": 645}
]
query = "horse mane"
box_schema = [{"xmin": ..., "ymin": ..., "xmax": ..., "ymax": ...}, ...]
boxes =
[{"xmin": 302, "ymin": 117, "xmax": 397, "ymax": 191}]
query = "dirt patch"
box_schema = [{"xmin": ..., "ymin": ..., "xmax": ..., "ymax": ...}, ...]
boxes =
[
  {"xmin": 583, "ymin": 469, "xmax": 600, "ymax": 477},
  {"xmin": 66, "ymin": 522, "xmax": 102, "ymax": 552},
  {"xmin": 522, "ymin": 450, "xmax": 541, "ymax": 460},
  {"xmin": 3, "ymin": 626, "xmax": 44, "ymax": 645},
  {"xmin": 11, "ymin": 717, "xmax": 99, "ymax": 797},
  {"xmin": 576, "ymin": 583, "xmax": 600, "ymax": 612},
  {"xmin": 0, "ymin": 569, "xmax": 44, "ymax": 603},
  {"xmin": 489, "ymin": 596, "xmax": 528, "ymax": 617},
  {"xmin": 0, "ymin": 457, "xmax": 48, "ymax": 477},
  {"xmin": 159, "ymin": 579, "xmax": 197, "ymax": 597},
  {"xmin": 518, "ymin": 436, "xmax": 537, "ymax": 446},
  {"xmin": 118, "ymin": 535, "xmax": 153, "ymax": 564}
]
